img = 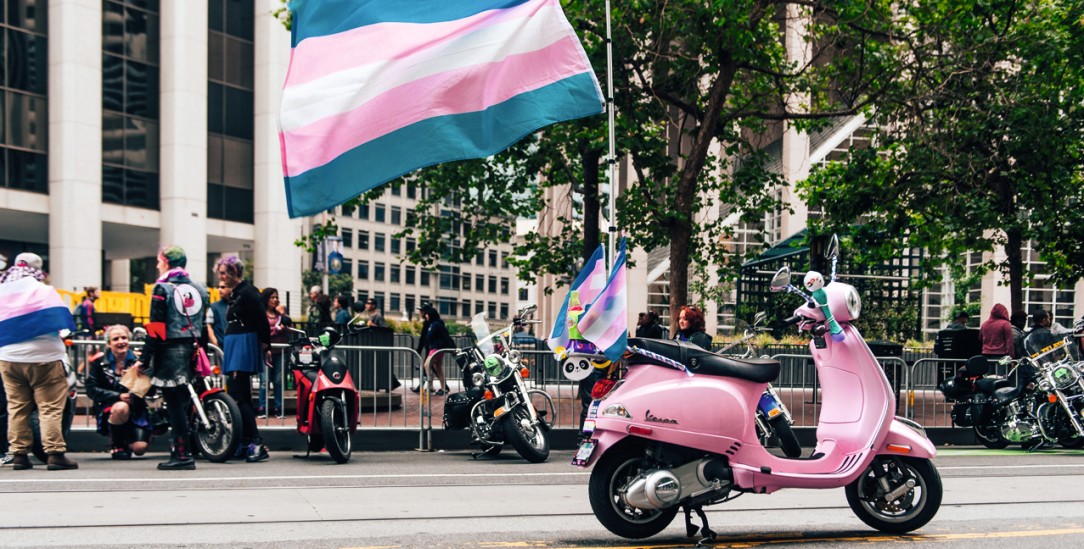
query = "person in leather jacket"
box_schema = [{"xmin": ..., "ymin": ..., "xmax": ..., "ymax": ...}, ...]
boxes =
[
  {"xmin": 85, "ymin": 325, "xmax": 151, "ymax": 460},
  {"xmin": 673, "ymin": 306, "xmax": 713, "ymax": 350}
]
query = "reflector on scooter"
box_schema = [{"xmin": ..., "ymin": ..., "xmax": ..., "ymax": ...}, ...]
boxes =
[
  {"xmin": 628, "ymin": 425, "xmax": 653, "ymax": 436},
  {"xmin": 886, "ymin": 444, "xmax": 911, "ymax": 454}
]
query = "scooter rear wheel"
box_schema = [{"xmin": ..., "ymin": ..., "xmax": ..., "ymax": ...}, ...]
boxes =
[
  {"xmin": 845, "ymin": 456, "xmax": 942, "ymax": 534},
  {"xmin": 588, "ymin": 441, "xmax": 678, "ymax": 539}
]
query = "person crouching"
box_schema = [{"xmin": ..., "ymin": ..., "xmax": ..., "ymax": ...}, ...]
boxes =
[{"xmin": 85, "ymin": 325, "xmax": 151, "ymax": 460}]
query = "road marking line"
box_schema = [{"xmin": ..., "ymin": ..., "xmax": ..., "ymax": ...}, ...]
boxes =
[
  {"xmin": 0, "ymin": 472, "xmax": 592, "ymax": 484},
  {"xmin": 543, "ymin": 528, "xmax": 1084, "ymax": 548}
]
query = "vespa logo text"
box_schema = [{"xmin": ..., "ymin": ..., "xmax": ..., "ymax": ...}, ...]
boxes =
[{"xmin": 645, "ymin": 410, "xmax": 678, "ymax": 425}]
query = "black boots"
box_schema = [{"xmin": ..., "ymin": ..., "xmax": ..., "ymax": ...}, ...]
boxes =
[
  {"xmin": 158, "ymin": 436, "xmax": 196, "ymax": 470},
  {"xmin": 110, "ymin": 424, "xmax": 132, "ymax": 460},
  {"xmin": 46, "ymin": 453, "xmax": 79, "ymax": 470}
]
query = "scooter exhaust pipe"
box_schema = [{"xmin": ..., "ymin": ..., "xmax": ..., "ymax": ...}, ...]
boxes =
[{"xmin": 624, "ymin": 458, "xmax": 732, "ymax": 510}]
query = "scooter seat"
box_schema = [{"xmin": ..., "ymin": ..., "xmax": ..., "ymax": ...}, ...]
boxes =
[{"xmin": 628, "ymin": 338, "xmax": 780, "ymax": 383}]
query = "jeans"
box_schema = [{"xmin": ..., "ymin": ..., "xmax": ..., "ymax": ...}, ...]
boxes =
[{"xmin": 258, "ymin": 354, "xmax": 285, "ymax": 413}]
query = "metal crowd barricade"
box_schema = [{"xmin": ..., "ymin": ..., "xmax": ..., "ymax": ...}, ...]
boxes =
[{"xmin": 906, "ymin": 357, "xmax": 967, "ymax": 427}]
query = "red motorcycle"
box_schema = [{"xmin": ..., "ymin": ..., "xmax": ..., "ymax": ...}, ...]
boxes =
[{"xmin": 286, "ymin": 326, "xmax": 360, "ymax": 463}]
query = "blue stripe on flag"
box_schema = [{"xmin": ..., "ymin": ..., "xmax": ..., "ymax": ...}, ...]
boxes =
[
  {"xmin": 284, "ymin": 73, "xmax": 603, "ymax": 218},
  {"xmin": 0, "ymin": 307, "xmax": 77, "ymax": 347},
  {"xmin": 290, "ymin": 0, "xmax": 534, "ymax": 46}
]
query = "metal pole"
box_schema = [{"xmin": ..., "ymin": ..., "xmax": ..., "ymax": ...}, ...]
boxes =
[{"xmin": 604, "ymin": 0, "xmax": 617, "ymax": 265}]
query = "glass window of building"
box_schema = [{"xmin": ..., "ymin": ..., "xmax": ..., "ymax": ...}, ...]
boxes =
[
  {"xmin": 488, "ymin": 301, "xmax": 497, "ymax": 318},
  {"xmin": 2, "ymin": 2, "xmax": 49, "ymax": 193},
  {"xmin": 206, "ymin": 0, "xmax": 254, "ymax": 221},
  {"xmin": 475, "ymin": 252, "xmax": 484, "ymax": 266},
  {"xmin": 407, "ymin": 185, "xmax": 416, "ymax": 199},
  {"xmin": 375, "ymin": 203, "xmax": 386, "ymax": 223},
  {"xmin": 358, "ymin": 230, "xmax": 369, "ymax": 250},
  {"xmin": 489, "ymin": 250, "xmax": 497, "ymax": 267},
  {"xmin": 501, "ymin": 252, "xmax": 509, "ymax": 269},
  {"xmin": 358, "ymin": 260, "xmax": 368, "ymax": 280},
  {"xmin": 500, "ymin": 303, "xmax": 509, "ymax": 320},
  {"xmin": 102, "ymin": 0, "xmax": 161, "ymax": 209},
  {"xmin": 438, "ymin": 298, "xmax": 454, "ymax": 317},
  {"xmin": 374, "ymin": 262, "xmax": 385, "ymax": 282},
  {"xmin": 462, "ymin": 274, "xmax": 471, "ymax": 291},
  {"xmin": 488, "ymin": 276, "xmax": 496, "ymax": 293},
  {"xmin": 390, "ymin": 264, "xmax": 400, "ymax": 283},
  {"xmin": 406, "ymin": 238, "xmax": 416, "ymax": 252},
  {"xmin": 476, "ymin": 274, "xmax": 484, "ymax": 292},
  {"xmin": 375, "ymin": 233, "xmax": 385, "ymax": 253},
  {"xmin": 461, "ymin": 301, "xmax": 471, "ymax": 317},
  {"xmin": 341, "ymin": 229, "xmax": 352, "ymax": 248},
  {"xmin": 391, "ymin": 238, "xmax": 400, "ymax": 255},
  {"xmin": 391, "ymin": 183, "xmax": 400, "ymax": 196},
  {"xmin": 500, "ymin": 277, "xmax": 509, "ymax": 295},
  {"xmin": 390, "ymin": 293, "xmax": 401, "ymax": 313},
  {"xmin": 475, "ymin": 300, "xmax": 484, "ymax": 315},
  {"xmin": 391, "ymin": 206, "xmax": 401, "ymax": 225},
  {"xmin": 406, "ymin": 295, "xmax": 415, "ymax": 316},
  {"xmin": 342, "ymin": 258, "xmax": 353, "ymax": 278},
  {"xmin": 358, "ymin": 203, "xmax": 368, "ymax": 220},
  {"xmin": 406, "ymin": 266, "xmax": 415, "ymax": 285},
  {"xmin": 420, "ymin": 270, "xmax": 430, "ymax": 286}
]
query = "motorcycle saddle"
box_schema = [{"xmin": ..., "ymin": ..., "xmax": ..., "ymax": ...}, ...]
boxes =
[
  {"xmin": 628, "ymin": 338, "xmax": 780, "ymax": 383},
  {"xmin": 974, "ymin": 377, "xmax": 1011, "ymax": 395},
  {"xmin": 993, "ymin": 385, "xmax": 1022, "ymax": 406}
]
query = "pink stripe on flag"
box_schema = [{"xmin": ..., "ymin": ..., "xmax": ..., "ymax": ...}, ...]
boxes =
[
  {"xmin": 282, "ymin": 37, "xmax": 588, "ymax": 177},
  {"xmin": 0, "ymin": 284, "xmax": 68, "ymax": 323},
  {"xmin": 287, "ymin": 0, "xmax": 546, "ymax": 86}
]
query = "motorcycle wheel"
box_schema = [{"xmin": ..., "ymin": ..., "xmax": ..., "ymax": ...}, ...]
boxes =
[
  {"xmin": 503, "ymin": 406, "xmax": 549, "ymax": 463},
  {"xmin": 30, "ymin": 398, "xmax": 75, "ymax": 464},
  {"xmin": 192, "ymin": 392, "xmax": 242, "ymax": 462},
  {"xmin": 588, "ymin": 440, "xmax": 679, "ymax": 539},
  {"xmin": 770, "ymin": 416, "xmax": 802, "ymax": 458},
  {"xmin": 320, "ymin": 398, "xmax": 352, "ymax": 464},
  {"xmin": 1061, "ymin": 437, "xmax": 1084, "ymax": 449},
  {"xmin": 973, "ymin": 424, "xmax": 1010, "ymax": 449},
  {"xmin": 845, "ymin": 456, "xmax": 942, "ymax": 534}
]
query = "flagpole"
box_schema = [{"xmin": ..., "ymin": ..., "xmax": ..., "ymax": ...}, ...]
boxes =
[{"xmin": 604, "ymin": 0, "xmax": 617, "ymax": 267}]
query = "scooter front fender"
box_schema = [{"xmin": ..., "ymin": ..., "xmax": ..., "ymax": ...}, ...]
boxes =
[{"xmin": 877, "ymin": 417, "xmax": 937, "ymax": 459}]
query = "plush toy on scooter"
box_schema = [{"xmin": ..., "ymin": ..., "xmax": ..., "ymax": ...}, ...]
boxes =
[{"xmin": 803, "ymin": 271, "xmax": 845, "ymax": 342}]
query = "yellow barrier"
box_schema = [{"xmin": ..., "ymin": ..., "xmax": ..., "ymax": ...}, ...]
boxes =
[{"xmin": 58, "ymin": 286, "xmax": 223, "ymax": 327}]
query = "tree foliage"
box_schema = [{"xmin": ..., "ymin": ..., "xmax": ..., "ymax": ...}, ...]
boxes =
[{"xmin": 801, "ymin": 0, "xmax": 1084, "ymax": 315}]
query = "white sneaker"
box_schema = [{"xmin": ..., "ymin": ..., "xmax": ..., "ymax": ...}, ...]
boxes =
[{"xmin": 0, "ymin": 453, "xmax": 14, "ymax": 467}]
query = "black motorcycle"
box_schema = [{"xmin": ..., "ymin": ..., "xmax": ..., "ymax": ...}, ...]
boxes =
[
  {"xmin": 443, "ymin": 306, "xmax": 555, "ymax": 463},
  {"xmin": 939, "ymin": 355, "xmax": 1043, "ymax": 449}
]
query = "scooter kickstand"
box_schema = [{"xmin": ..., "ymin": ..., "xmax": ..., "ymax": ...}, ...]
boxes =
[
  {"xmin": 683, "ymin": 506, "xmax": 698, "ymax": 537},
  {"xmin": 692, "ymin": 506, "xmax": 717, "ymax": 546}
]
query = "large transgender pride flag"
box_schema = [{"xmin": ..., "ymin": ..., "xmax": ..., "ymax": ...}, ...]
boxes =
[
  {"xmin": 279, "ymin": 0, "xmax": 605, "ymax": 218},
  {"xmin": 0, "ymin": 277, "xmax": 76, "ymax": 347},
  {"xmin": 577, "ymin": 238, "xmax": 627, "ymax": 362}
]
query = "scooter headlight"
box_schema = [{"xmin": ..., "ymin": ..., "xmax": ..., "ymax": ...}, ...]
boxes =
[
  {"xmin": 844, "ymin": 285, "xmax": 862, "ymax": 319},
  {"xmin": 601, "ymin": 404, "xmax": 631, "ymax": 418}
]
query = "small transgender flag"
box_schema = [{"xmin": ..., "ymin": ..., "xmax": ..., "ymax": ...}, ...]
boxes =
[
  {"xmin": 577, "ymin": 238, "xmax": 627, "ymax": 362},
  {"xmin": 547, "ymin": 244, "xmax": 606, "ymax": 353},
  {"xmin": 279, "ymin": 0, "xmax": 605, "ymax": 218}
]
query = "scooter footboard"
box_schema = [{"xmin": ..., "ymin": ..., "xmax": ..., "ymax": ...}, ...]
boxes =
[{"xmin": 878, "ymin": 417, "xmax": 936, "ymax": 459}]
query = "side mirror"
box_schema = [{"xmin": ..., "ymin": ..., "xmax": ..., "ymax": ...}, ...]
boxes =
[
  {"xmin": 519, "ymin": 304, "xmax": 537, "ymax": 318},
  {"xmin": 825, "ymin": 234, "xmax": 839, "ymax": 260},
  {"xmin": 753, "ymin": 311, "xmax": 768, "ymax": 326},
  {"xmin": 770, "ymin": 267, "xmax": 791, "ymax": 292}
]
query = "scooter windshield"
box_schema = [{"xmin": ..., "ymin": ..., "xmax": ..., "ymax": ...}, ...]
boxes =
[{"xmin": 471, "ymin": 313, "xmax": 495, "ymax": 356}]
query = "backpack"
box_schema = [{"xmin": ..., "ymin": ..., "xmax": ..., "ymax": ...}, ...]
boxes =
[{"xmin": 73, "ymin": 303, "xmax": 88, "ymax": 329}]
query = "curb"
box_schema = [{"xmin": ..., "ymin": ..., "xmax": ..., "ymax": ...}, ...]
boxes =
[{"xmin": 65, "ymin": 426, "xmax": 978, "ymax": 453}]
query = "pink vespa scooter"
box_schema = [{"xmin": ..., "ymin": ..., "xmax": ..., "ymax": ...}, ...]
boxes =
[{"xmin": 573, "ymin": 236, "xmax": 941, "ymax": 542}]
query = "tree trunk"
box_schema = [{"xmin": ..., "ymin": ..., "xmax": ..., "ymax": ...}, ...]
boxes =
[
  {"xmin": 582, "ymin": 145, "xmax": 602, "ymax": 264},
  {"xmin": 1006, "ymin": 226, "xmax": 1024, "ymax": 316},
  {"xmin": 669, "ymin": 220, "xmax": 691, "ymax": 334}
]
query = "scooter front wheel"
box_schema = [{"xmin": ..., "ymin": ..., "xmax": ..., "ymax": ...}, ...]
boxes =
[
  {"xmin": 846, "ymin": 456, "xmax": 942, "ymax": 534},
  {"xmin": 588, "ymin": 441, "xmax": 678, "ymax": 539},
  {"xmin": 320, "ymin": 398, "xmax": 352, "ymax": 464}
]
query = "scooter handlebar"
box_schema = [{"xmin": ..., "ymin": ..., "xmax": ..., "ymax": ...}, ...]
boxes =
[{"xmin": 783, "ymin": 314, "xmax": 805, "ymax": 326}]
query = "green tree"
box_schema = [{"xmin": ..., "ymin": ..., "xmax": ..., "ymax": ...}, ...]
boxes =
[{"xmin": 801, "ymin": 0, "xmax": 1084, "ymax": 314}]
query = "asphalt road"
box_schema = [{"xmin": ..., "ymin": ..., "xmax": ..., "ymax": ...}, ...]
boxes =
[{"xmin": 1, "ymin": 447, "xmax": 1083, "ymax": 548}]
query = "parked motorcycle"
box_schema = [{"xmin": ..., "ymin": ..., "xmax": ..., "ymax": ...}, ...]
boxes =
[
  {"xmin": 574, "ymin": 235, "xmax": 941, "ymax": 541},
  {"xmin": 938, "ymin": 355, "xmax": 1045, "ymax": 449},
  {"xmin": 1025, "ymin": 334, "xmax": 1084, "ymax": 449},
  {"xmin": 286, "ymin": 325, "xmax": 361, "ymax": 463},
  {"xmin": 443, "ymin": 306, "xmax": 555, "ymax": 463},
  {"xmin": 717, "ymin": 312, "xmax": 800, "ymax": 458}
]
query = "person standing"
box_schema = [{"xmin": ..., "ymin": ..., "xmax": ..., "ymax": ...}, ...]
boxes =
[
  {"xmin": 0, "ymin": 254, "xmax": 78, "ymax": 470},
  {"xmin": 332, "ymin": 295, "xmax": 351, "ymax": 325},
  {"xmin": 85, "ymin": 325, "xmax": 151, "ymax": 460},
  {"xmin": 673, "ymin": 306, "xmax": 713, "ymax": 350},
  {"xmin": 980, "ymin": 304, "xmax": 1013, "ymax": 360},
  {"xmin": 307, "ymin": 286, "xmax": 331, "ymax": 325},
  {"xmin": 259, "ymin": 287, "xmax": 291, "ymax": 419},
  {"xmin": 216, "ymin": 256, "xmax": 271, "ymax": 462},
  {"xmin": 74, "ymin": 286, "xmax": 100, "ymax": 333},
  {"xmin": 207, "ymin": 282, "xmax": 231, "ymax": 349},
  {"xmin": 361, "ymin": 298, "xmax": 387, "ymax": 327},
  {"xmin": 413, "ymin": 305, "xmax": 452, "ymax": 395},
  {"xmin": 1010, "ymin": 311, "xmax": 1029, "ymax": 359},
  {"xmin": 135, "ymin": 245, "xmax": 208, "ymax": 471},
  {"xmin": 635, "ymin": 311, "xmax": 665, "ymax": 339}
]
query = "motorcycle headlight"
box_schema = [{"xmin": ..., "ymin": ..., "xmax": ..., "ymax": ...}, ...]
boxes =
[
  {"xmin": 471, "ymin": 371, "xmax": 486, "ymax": 387},
  {"xmin": 1051, "ymin": 365, "xmax": 1078, "ymax": 389}
]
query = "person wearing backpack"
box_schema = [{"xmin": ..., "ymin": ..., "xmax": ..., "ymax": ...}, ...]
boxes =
[{"xmin": 73, "ymin": 287, "xmax": 100, "ymax": 333}]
